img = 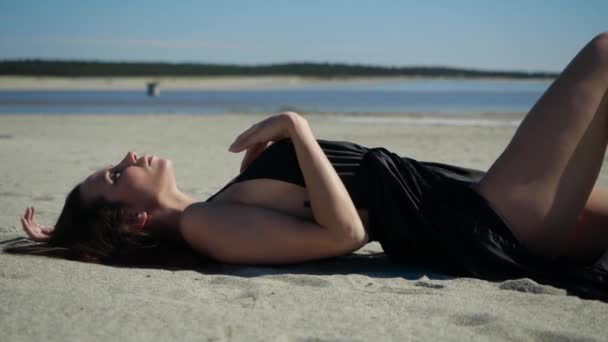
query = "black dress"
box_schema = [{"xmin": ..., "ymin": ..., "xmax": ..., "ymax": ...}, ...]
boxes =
[{"xmin": 207, "ymin": 138, "xmax": 608, "ymax": 301}]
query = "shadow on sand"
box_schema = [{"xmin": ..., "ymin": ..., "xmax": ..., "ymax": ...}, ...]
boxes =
[{"xmin": 1, "ymin": 236, "xmax": 452, "ymax": 281}]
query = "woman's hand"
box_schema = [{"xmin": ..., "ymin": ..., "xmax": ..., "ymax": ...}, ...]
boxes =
[
  {"xmin": 20, "ymin": 207, "xmax": 53, "ymax": 242},
  {"xmin": 238, "ymin": 141, "xmax": 273, "ymax": 172},
  {"xmin": 229, "ymin": 112, "xmax": 304, "ymax": 168}
]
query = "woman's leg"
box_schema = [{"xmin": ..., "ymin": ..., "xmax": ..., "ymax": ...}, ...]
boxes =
[
  {"xmin": 477, "ymin": 32, "xmax": 608, "ymax": 258},
  {"xmin": 559, "ymin": 186, "xmax": 608, "ymax": 261}
]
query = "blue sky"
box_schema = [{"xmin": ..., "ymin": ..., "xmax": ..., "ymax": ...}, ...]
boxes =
[{"xmin": 0, "ymin": 0, "xmax": 605, "ymax": 72}]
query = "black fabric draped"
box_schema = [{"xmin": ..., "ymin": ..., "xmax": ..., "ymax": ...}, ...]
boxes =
[
  {"xmin": 362, "ymin": 146, "xmax": 608, "ymax": 301},
  {"xmin": 207, "ymin": 139, "xmax": 608, "ymax": 301}
]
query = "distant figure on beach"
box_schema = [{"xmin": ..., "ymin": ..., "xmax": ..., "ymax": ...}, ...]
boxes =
[
  {"xmin": 6, "ymin": 33, "xmax": 608, "ymax": 300},
  {"xmin": 147, "ymin": 82, "xmax": 160, "ymax": 97}
]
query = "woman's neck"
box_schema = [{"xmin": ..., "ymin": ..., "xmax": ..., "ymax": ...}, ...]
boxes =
[{"xmin": 147, "ymin": 189, "xmax": 195, "ymax": 240}]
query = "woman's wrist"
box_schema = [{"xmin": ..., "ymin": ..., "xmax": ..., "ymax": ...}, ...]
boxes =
[
  {"xmin": 282, "ymin": 111, "xmax": 366, "ymax": 243},
  {"xmin": 282, "ymin": 112, "xmax": 309, "ymax": 138}
]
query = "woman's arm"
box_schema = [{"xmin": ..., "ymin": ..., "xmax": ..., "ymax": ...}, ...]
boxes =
[
  {"xmin": 285, "ymin": 114, "xmax": 367, "ymax": 243},
  {"xmin": 179, "ymin": 113, "xmax": 368, "ymax": 264},
  {"xmin": 230, "ymin": 112, "xmax": 367, "ymax": 243},
  {"xmin": 180, "ymin": 201, "xmax": 364, "ymax": 264}
]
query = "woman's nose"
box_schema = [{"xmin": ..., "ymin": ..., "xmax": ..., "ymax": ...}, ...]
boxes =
[
  {"xmin": 119, "ymin": 151, "xmax": 138, "ymax": 167},
  {"xmin": 127, "ymin": 151, "xmax": 138, "ymax": 164}
]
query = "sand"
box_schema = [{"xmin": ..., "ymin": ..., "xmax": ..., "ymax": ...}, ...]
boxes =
[
  {"xmin": 1, "ymin": 112, "xmax": 607, "ymax": 341},
  {"xmin": 0, "ymin": 75, "xmax": 552, "ymax": 91},
  {"xmin": 0, "ymin": 76, "xmax": 410, "ymax": 91}
]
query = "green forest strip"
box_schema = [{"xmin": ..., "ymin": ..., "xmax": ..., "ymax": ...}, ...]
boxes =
[{"xmin": 0, "ymin": 60, "xmax": 558, "ymax": 79}]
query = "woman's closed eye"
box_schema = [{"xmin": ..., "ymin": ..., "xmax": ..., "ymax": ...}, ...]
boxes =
[{"xmin": 109, "ymin": 169, "xmax": 121, "ymax": 184}]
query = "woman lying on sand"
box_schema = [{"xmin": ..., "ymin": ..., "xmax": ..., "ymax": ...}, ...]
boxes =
[{"xmin": 6, "ymin": 33, "xmax": 608, "ymax": 299}]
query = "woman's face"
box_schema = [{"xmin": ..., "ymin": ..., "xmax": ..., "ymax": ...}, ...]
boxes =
[{"xmin": 80, "ymin": 152, "xmax": 176, "ymax": 211}]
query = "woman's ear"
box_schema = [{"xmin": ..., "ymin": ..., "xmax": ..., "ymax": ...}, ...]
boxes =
[{"xmin": 125, "ymin": 211, "xmax": 148, "ymax": 230}]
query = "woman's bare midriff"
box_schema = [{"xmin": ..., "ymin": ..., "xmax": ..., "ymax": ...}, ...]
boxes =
[{"xmin": 209, "ymin": 178, "xmax": 370, "ymax": 231}]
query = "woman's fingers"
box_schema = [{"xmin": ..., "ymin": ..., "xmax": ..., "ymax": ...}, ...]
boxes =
[
  {"xmin": 21, "ymin": 216, "xmax": 46, "ymax": 241},
  {"xmin": 240, "ymin": 144, "xmax": 259, "ymax": 172},
  {"xmin": 20, "ymin": 206, "xmax": 51, "ymax": 241},
  {"xmin": 40, "ymin": 228, "xmax": 53, "ymax": 236},
  {"xmin": 230, "ymin": 123, "xmax": 260, "ymax": 152},
  {"xmin": 26, "ymin": 207, "xmax": 35, "ymax": 225},
  {"xmin": 240, "ymin": 142, "xmax": 271, "ymax": 172},
  {"xmin": 27, "ymin": 207, "xmax": 36, "ymax": 222},
  {"xmin": 24, "ymin": 207, "xmax": 33, "ymax": 226},
  {"xmin": 230, "ymin": 114, "xmax": 292, "ymax": 152},
  {"xmin": 20, "ymin": 217, "xmax": 36, "ymax": 239}
]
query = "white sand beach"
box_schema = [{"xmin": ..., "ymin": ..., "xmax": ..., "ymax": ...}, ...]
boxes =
[
  {"xmin": 0, "ymin": 75, "xmax": 552, "ymax": 91},
  {"xmin": 1, "ymin": 112, "xmax": 607, "ymax": 341}
]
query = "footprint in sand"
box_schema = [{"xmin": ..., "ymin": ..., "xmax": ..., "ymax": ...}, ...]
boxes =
[
  {"xmin": 369, "ymin": 281, "xmax": 444, "ymax": 295},
  {"xmin": 33, "ymin": 194, "xmax": 55, "ymax": 202},
  {"xmin": 267, "ymin": 274, "xmax": 331, "ymax": 288},
  {"xmin": 282, "ymin": 335, "xmax": 361, "ymax": 342},
  {"xmin": 377, "ymin": 285, "xmax": 437, "ymax": 296},
  {"xmin": 498, "ymin": 278, "xmax": 566, "ymax": 295},
  {"xmin": 0, "ymin": 191, "xmax": 24, "ymax": 198},
  {"xmin": 166, "ymin": 288, "xmax": 189, "ymax": 301},
  {"xmin": 531, "ymin": 329, "xmax": 597, "ymax": 342},
  {"xmin": 414, "ymin": 280, "xmax": 446, "ymax": 289},
  {"xmin": 0, "ymin": 270, "xmax": 32, "ymax": 280},
  {"xmin": 451, "ymin": 313, "xmax": 498, "ymax": 327},
  {"xmin": 208, "ymin": 275, "xmax": 253, "ymax": 288},
  {"xmin": 207, "ymin": 273, "xmax": 331, "ymax": 288},
  {"xmin": 230, "ymin": 289, "xmax": 259, "ymax": 308}
]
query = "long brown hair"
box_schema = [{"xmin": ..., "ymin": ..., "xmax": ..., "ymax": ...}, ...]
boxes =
[{"xmin": 3, "ymin": 185, "xmax": 200, "ymax": 267}]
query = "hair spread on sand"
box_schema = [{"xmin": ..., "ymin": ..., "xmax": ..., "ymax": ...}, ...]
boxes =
[{"xmin": 3, "ymin": 185, "xmax": 200, "ymax": 266}]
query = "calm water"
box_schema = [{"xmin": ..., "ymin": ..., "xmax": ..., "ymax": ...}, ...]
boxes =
[{"xmin": 0, "ymin": 79, "xmax": 552, "ymax": 115}]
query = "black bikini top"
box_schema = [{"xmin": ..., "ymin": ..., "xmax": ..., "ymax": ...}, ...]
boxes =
[{"xmin": 206, "ymin": 138, "xmax": 371, "ymax": 209}]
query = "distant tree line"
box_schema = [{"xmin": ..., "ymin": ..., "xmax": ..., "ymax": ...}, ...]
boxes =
[{"xmin": 0, "ymin": 60, "xmax": 558, "ymax": 79}]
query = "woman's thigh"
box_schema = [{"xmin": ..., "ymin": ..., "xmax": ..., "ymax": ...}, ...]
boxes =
[
  {"xmin": 559, "ymin": 186, "xmax": 608, "ymax": 261},
  {"xmin": 477, "ymin": 33, "xmax": 608, "ymax": 257}
]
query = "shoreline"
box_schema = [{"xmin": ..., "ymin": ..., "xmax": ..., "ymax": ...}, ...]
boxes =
[
  {"xmin": 0, "ymin": 75, "xmax": 554, "ymax": 91},
  {"xmin": 0, "ymin": 111, "xmax": 528, "ymax": 128}
]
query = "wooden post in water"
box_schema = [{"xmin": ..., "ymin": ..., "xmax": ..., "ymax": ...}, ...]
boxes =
[{"xmin": 147, "ymin": 82, "xmax": 160, "ymax": 97}]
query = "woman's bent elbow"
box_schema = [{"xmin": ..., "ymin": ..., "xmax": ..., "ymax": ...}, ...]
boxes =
[{"xmin": 337, "ymin": 223, "xmax": 368, "ymax": 251}]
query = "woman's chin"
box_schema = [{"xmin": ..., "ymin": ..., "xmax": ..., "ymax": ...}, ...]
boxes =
[{"xmin": 156, "ymin": 157, "xmax": 173, "ymax": 171}]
